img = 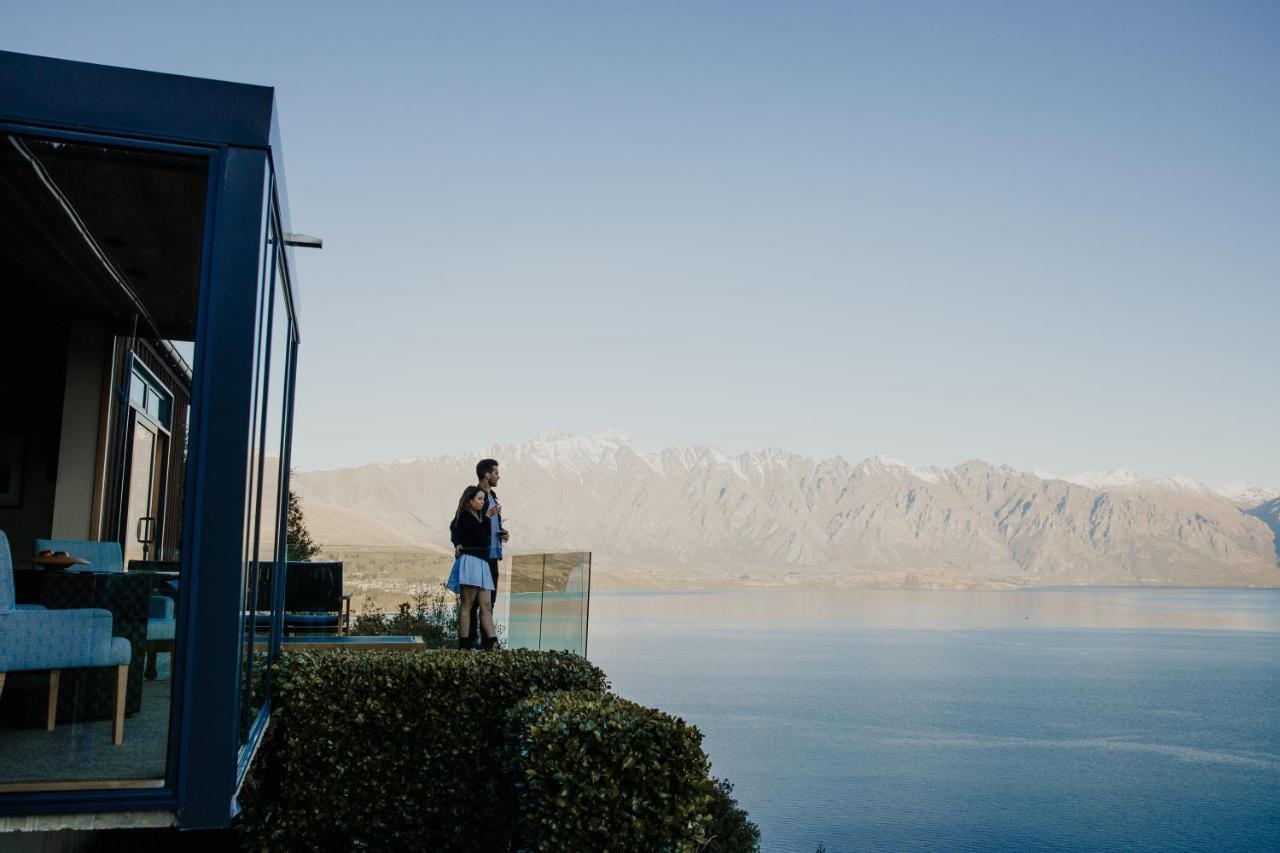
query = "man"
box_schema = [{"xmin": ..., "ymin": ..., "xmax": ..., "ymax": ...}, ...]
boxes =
[{"xmin": 459, "ymin": 458, "xmax": 508, "ymax": 648}]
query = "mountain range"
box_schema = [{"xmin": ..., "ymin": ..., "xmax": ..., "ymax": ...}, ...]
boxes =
[{"xmin": 293, "ymin": 431, "xmax": 1280, "ymax": 589}]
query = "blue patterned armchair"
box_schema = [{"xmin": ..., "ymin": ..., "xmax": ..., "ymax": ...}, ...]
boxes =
[
  {"xmin": 1, "ymin": 531, "xmax": 133, "ymax": 744},
  {"xmin": 35, "ymin": 538, "xmax": 177, "ymax": 680}
]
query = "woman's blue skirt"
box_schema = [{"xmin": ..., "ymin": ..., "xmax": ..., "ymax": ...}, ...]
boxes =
[{"xmin": 446, "ymin": 554, "xmax": 494, "ymax": 593}]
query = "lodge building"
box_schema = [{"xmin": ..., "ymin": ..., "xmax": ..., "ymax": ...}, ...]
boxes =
[{"xmin": 1, "ymin": 50, "xmax": 305, "ymax": 832}]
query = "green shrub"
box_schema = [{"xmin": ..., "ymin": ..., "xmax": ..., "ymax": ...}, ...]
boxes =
[
  {"xmin": 240, "ymin": 649, "xmax": 761, "ymax": 852},
  {"xmin": 506, "ymin": 690, "xmax": 713, "ymax": 852},
  {"xmin": 702, "ymin": 777, "xmax": 761, "ymax": 853},
  {"xmin": 240, "ymin": 649, "xmax": 608, "ymax": 852},
  {"xmin": 351, "ymin": 582, "xmax": 459, "ymax": 647}
]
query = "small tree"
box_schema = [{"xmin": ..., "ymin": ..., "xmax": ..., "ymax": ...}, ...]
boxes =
[{"xmin": 285, "ymin": 477, "xmax": 321, "ymax": 561}]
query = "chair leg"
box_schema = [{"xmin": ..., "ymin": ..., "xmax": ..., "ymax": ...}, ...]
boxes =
[
  {"xmin": 46, "ymin": 670, "xmax": 61, "ymax": 731},
  {"xmin": 112, "ymin": 664, "xmax": 127, "ymax": 746},
  {"xmin": 145, "ymin": 641, "xmax": 175, "ymax": 680}
]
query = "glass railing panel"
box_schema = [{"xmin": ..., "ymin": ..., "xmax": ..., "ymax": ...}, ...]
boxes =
[
  {"xmin": 505, "ymin": 553, "xmax": 547, "ymax": 651},
  {"xmin": 318, "ymin": 546, "xmax": 590, "ymax": 656},
  {"xmin": 537, "ymin": 553, "xmax": 590, "ymax": 655}
]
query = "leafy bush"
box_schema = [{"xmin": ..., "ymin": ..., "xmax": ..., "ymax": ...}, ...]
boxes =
[
  {"xmin": 350, "ymin": 582, "xmax": 459, "ymax": 648},
  {"xmin": 506, "ymin": 690, "xmax": 713, "ymax": 852},
  {"xmin": 240, "ymin": 649, "xmax": 608, "ymax": 851},
  {"xmin": 702, "ymin": 777, "xmax": 761, "ymax": 853}
]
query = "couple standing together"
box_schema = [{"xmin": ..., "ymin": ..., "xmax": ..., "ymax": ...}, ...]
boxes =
[{"xmin": 446, "ymin": 458, "xmax": 508, "ymax": 650}]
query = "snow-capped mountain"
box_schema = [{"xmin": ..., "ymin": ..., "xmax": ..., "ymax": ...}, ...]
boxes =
[
  {"xmin": 1053, "ymin": 469, "xmax": 1141, "ymax": 490},
  {"xmin": 1214, "ymin": 481, "xmax": 1280, "ymax": 507},
  {"xmin": 293, "ymin": 432, "xmax": 1280, "ymax": 588}
]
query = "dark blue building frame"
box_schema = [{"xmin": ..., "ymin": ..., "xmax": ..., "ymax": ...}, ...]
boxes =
[{"xmin": 0, "ymin": 51, "xmax": 303, "ymax": 829}]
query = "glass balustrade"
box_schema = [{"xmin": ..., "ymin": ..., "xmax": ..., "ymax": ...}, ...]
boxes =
[
  {"xmin": 321, "ymin": 546, "xmax": 591, "ymax": 657},
  {"xmin": 506, "ymin": 553, "xmax": 591, "ymax": 655}
]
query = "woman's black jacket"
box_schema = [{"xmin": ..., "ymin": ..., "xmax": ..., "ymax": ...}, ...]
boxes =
[{"xmin": 450, "ymin": 510, "xmax": 490, "ymax": 557}]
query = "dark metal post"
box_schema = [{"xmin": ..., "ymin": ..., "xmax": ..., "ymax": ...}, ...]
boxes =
[{"xmin": 174, "ymin": 146, "xmax": 269, "ymax": 829}]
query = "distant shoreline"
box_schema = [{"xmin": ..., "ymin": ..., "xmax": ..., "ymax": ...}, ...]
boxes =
[
  {"xmin": 588, "ymin": 584, "xmax": 1280, "ymax": 594},
  {"xmin": 326, "ymin": 542, "xmax": 1280, "ymax": 611},
  {"xmin": 585, "ymin": 568, "xmax": 1280, "ymax": 593}
]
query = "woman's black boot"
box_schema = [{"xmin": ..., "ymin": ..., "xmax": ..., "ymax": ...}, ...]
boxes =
[
  {"xmin": 481, "ymin": 635, "xmax": 498, "ymax": 651},
  {"xmin": 457, "ymin": 636, "xmax": 471, "ymax": 650}
]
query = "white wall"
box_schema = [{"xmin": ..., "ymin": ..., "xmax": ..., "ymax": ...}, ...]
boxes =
[{"xmin": 50, "ymin": 322, "xmax": 109, "ymax": 540}]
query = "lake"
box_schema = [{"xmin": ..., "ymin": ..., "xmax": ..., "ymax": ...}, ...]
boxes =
[{"xmin": 587, "ymin": 588, "xmax": 1280, "ymax": 852}]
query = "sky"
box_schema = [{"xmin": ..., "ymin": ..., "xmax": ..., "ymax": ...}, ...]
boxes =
[{"xmin": 8, "ymin": 2, "xmax": 1280, "ymax": 486}]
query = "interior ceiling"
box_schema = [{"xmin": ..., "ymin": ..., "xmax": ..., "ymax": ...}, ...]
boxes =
[{"xmin": 0, "ymin": 133, "xmax": 207, "ymax": 341}]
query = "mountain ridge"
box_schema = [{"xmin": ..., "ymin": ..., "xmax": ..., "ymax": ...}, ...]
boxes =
[{"xmin": 294, "ymin": 431, "xmax": 1280, "ymax": 589}]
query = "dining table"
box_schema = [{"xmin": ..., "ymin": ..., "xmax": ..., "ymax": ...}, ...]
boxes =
[{"xmin": 21, "ymin": 553, "xmax": 90, "ymax": 571}]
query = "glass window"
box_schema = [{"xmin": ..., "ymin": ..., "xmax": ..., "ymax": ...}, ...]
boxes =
[
  {"xmin": 237, "ymin": 178, "xmax": 278, "ymax": 747},
  {"xmin": 128, "ymin": 365, "xmax": 173, "ymax": 432},
  {"xmin": 237, "ymin": 191, "xmax": 296, "ymax": 751},
  {"xmin": 257, "ymin": 256, "xmax": 292, "ymax": 570},
  {"xmin": 0, "ymin": 131, "xmax": 208, "ymax": 790}
]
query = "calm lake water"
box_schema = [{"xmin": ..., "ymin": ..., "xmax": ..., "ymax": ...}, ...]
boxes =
[{"xmin": 587, "ymin": 588, "xmax": 1280, "ymax": 852}]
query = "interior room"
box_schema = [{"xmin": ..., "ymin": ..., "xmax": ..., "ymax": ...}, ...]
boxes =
[{"xmin": 0, "ymin": 131, "xmax": 205, "ymax": 789}]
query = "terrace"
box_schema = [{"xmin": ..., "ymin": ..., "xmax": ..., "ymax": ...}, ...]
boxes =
[
  {"xmin": 0, "ymin": 544, "xmax": 590, "ymax": 791},
  {"xmin": 334, "ymin": 546, "xmax": 591, "ymax": 653}
]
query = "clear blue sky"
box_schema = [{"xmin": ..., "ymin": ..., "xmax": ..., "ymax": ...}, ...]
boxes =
[{"xmin": 9, "ymin": 2, "xmax": 1279, "ymax": 486}]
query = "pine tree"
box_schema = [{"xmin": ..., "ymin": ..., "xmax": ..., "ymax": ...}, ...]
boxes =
[{"xmin": 285, "ymin": 478, "xmax": 320, "ymax": 561}]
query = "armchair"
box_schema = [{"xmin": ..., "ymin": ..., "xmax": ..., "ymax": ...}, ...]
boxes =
[
  {"xmin": 36, "ymin": 538, "xmax": 176, "ymax": 680},
  {"xmin": 253, "ymin": 561, "xmax": 351, "ymax": 635},
  {"xmin": 1, "ymin": 531, "xmax": 132, "ymax": 744}
]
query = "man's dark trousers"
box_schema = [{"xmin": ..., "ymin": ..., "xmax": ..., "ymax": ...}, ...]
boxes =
[{"xmin": 467, "ymin": 558, "xmax": 500, "ymax": 647}]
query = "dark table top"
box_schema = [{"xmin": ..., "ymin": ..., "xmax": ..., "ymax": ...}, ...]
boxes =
[{"xmin": 21, "ymin": 555, "xmax": 90, "ymax": 570}]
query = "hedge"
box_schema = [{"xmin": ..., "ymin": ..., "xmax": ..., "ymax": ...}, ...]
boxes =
[
  {"xmin": 506, "ymin": 690, "xmax": 714, "ymax": 852},
  {"xmin": 239, "ymin": 649, "xmax": 608, "ymax": 851},
  {"xmin": 703, "ymin": 777, "xmax": 762, "ymax": 853}
]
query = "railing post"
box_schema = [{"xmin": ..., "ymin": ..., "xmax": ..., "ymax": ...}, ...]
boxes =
[
  {"xmin": 583, "ymin": 552, "xmax": 592, "ymax": 658},
  {"xmin": 536, "ymin": 554, "xmax": 547, "ymax": 651}
]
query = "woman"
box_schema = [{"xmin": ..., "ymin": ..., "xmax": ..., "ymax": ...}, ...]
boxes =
[{"xmin": 446, "ymin": 485, "xmax": 499, "ymax": 650}]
